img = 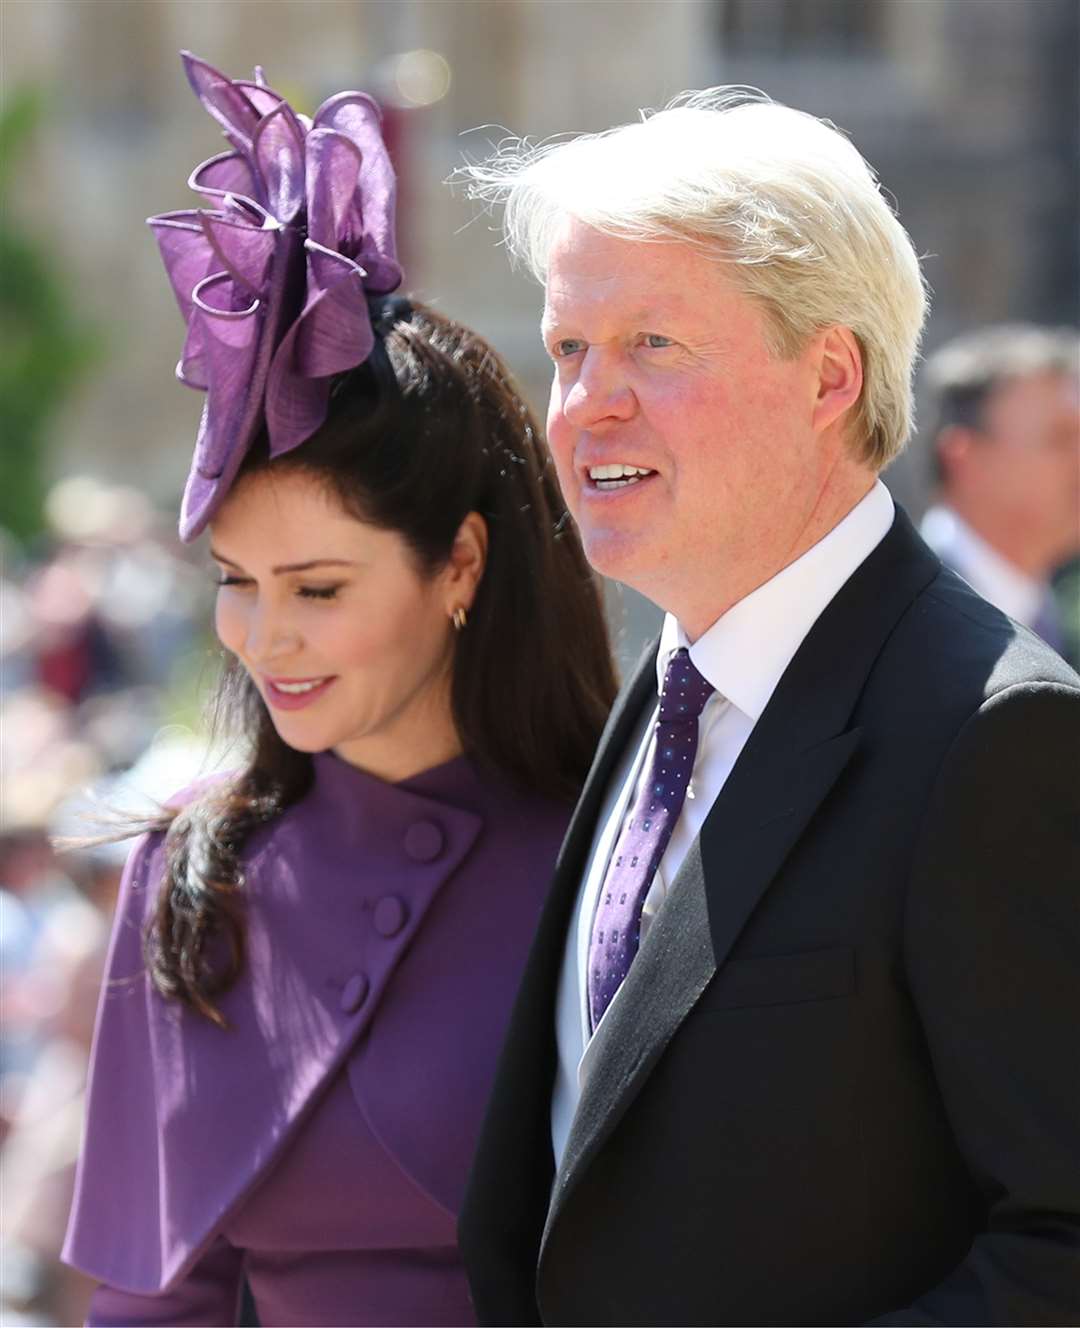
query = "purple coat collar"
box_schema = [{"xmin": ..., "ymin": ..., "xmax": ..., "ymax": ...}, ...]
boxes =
[{"xmin": 65, "ymin": 751, "xmax": 556, "ymax": 1294}]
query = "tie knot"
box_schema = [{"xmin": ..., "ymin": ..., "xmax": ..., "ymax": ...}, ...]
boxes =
[{"xmin": 658, "ymin": 648, "xmax": 714, "ymax": 724}]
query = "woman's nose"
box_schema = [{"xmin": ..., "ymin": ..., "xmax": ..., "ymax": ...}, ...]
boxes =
[{"xmin": 244, "ymin": 603, "xmax": 301, "ymax": 664}]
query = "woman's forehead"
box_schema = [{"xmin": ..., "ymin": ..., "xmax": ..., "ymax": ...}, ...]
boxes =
[{"xmin": 209, "ymin": 470, "xmax": 385, "ymax": 563}]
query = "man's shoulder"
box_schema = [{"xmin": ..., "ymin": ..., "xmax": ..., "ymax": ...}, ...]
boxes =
[
  {"xmin": 916, "ymin": 562, "xmax": 1074, "ymax": 685},
  {"xmin": 869, "ymin": 559, "xmax": 1079, "ymax": 725}
]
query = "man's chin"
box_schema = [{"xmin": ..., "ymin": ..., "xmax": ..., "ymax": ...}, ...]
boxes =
[{"xmin": 580, "ymin": 527, "xmax": 659, "ymax": 596}]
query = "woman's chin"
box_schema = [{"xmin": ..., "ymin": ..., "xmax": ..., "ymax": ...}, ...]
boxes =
[{"xmin": 269, "ymin": 720, "xmax": 335, "ymax": 755}]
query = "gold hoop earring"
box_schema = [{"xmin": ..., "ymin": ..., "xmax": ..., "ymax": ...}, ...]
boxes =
[{"xmin": 452, "ymin": 606, "xmax": 468, "ymax": 632}]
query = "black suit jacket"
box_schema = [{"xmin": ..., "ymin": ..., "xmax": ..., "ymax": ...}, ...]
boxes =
[{"xmin": 459, "ymin": 508, "xmax": 1080, "ymax": 1325}]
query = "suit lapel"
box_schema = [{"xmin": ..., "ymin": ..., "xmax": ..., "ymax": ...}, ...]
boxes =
[
  {"xmin": 543, "ymin": 832, "xmax": 714, "ymax": 1249},
  {"xmin": 542, "ymin": 508, "xmax": 941, "ymax": 1252}
]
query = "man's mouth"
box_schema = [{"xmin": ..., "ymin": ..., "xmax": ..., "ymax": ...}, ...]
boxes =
[{"xmin": 587, "ymin": 463, "xmax": 656, "ymax": 491}]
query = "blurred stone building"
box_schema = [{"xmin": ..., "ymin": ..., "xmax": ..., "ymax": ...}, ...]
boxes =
[{"xmin": 6, "ymin": 0, "xmax": 1078, "ymax": 659}]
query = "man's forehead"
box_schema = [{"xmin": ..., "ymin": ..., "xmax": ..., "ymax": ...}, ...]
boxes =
[
  {"xmin": 542, "ymin": 276, "xmax": 708, "ymax": 326},
  {"xmin": 542, "ymin": 222, "xmax": 727, "ymax": 323},
  {"xmin": 541, "ymin": 294, "xmax": 680, "ymax": 325},
  {"xmin": 544, "ymin": 258, "xmax": 712, "ymax": 318}
]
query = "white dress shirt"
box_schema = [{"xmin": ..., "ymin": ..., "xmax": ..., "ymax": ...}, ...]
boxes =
[
  {"xmin": 919, "ymin": 504, "xmax": 1046, "ymax": 630},
  {"xmin": 551, "ymin": 480, "xmax": 896, "ymax": 1169}
]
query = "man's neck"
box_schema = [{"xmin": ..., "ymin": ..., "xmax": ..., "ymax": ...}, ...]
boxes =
[{"xmin": 677, "ymin": 471, "xmax": 878, "ymax": 642}]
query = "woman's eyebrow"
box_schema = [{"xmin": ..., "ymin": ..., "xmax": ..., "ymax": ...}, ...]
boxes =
[
  {"xmin": 270, "ymin": 558, "xmax": 356, "ymax": 574},
  {"xmin": 208, "ymin": 551, "xmax": 356, "ymax": 574}
]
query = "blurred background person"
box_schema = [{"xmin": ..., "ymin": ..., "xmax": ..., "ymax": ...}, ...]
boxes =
[{"xmin": 920, "ymin": 325, "xmax": 1080, "ymax": 667}]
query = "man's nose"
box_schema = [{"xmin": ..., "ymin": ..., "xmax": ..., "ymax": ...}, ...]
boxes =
[{"xmin": 560, "ymin": 349, "xmax": 636, "ymax": 429}]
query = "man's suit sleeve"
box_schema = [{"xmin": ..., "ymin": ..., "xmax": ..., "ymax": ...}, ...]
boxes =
[{"xmin": 872, "ymin": 681, "xmax": 1080, "ymax": 1325}]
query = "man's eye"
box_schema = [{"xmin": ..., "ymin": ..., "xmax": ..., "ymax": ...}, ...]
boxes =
[
  {"xmin": 643, "ymin": 334, "xmax": 674, "ymax": 349},
  {"xmin": 297, "ymin": 585, "xmax": 341, "ymax": 601},
  {"xmin": 552, "ymin": 338, "xmax": 585, "ymax": 357}
]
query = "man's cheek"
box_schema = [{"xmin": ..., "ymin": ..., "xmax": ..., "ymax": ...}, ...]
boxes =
[
  {"xmin": 546, "ymin": 427, "xmax": 579, "ymax": 502},
  {"xmin": 557, "ymin": 464, "xmax": 582, "ymax": 514}
]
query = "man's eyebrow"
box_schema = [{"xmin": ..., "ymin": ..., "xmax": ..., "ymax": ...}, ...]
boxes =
[{"xmin": 209, "ymin": 551, "xmax": 356, "ymax": 575}]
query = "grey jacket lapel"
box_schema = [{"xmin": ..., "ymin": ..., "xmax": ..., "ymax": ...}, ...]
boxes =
[{"xmin": 543, "ymin": 834, "xmax": 714, "ymax": 1253}]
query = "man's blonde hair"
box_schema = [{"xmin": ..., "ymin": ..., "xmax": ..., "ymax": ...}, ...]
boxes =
[{"xmin": 464, "ymin": 89, "xmax": 929, "ymax": 469}]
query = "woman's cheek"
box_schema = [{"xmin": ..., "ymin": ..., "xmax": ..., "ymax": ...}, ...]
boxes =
[
  {"xmin": 214, "ymin": 592, "xmax": 245, "ymax": 657},
  {"xmin": 337, "ymin": 620, "xmax": 388, "ymax": 672}
]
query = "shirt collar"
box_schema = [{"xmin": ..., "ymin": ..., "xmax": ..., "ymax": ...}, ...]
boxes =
[
  {"xmin": 919, "ymin": 504, "xmax": 1044, "ymax": 628},
  {"xmin": 656, "ymin": 480, "xmax": 895, "ymax": 721}
]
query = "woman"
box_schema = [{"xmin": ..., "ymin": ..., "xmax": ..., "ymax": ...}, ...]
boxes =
[{"xmin": 62, "ymin": 54, "xmax": 616, "ymax": 1327}]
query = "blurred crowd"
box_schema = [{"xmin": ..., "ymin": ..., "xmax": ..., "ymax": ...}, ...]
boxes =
[{"xmin": 0, "ymin": 477, "xmax": 223, "ymax": 1326}]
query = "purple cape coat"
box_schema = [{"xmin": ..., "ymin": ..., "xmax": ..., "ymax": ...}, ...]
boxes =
[{"xmin": 63, "ymin": 750, "xmax": 569, "ymax": 1319}]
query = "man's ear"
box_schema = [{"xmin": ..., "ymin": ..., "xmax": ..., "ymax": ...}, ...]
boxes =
[
  {"xmin": 441, "ymin": 511, "xmax": 489, "ymax": 616},
  {"xmin": 811, "ymin": 325, "xmax": 864, "ymax": 436}
]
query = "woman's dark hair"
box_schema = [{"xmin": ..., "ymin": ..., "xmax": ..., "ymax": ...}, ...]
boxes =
[{"xmin": 147, "ymin": 298, "xmax": 617, "ymax": 1023}]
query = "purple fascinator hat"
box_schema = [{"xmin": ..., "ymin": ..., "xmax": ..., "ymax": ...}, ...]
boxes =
[{"xmin": 149, "ymin": 52, "xmax": 403, "ymax": 541}]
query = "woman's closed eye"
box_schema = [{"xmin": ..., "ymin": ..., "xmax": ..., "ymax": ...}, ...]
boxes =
[
  {"xmin": 214, "ymin": 575, "xmax": 342, "ymax": 602},
  {"xmin": 296, "ymin": 584, "xmax": 342, "ymax": 601}
]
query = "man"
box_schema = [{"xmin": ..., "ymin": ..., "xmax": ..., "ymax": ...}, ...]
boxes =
[
  {"xmin": 459, "ymin": 91, "xmax": 1080, "ymax": 1325},
  {"xmin": 920, "ymin": 324, "xmax": 1080, "ymax": 666}
]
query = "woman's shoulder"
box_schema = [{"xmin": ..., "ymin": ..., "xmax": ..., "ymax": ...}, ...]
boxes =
[
  {"xmin": 479, "ymin": 759, "xmax": 577, "ymax": 823},
  {"xmin": 465, "ymin": 768, "xmax": 575, "ymax": 867},
  {"xmin": 494, "ymin": 781, "xmax": 574, "ymax": 838},
  {"xmin": 161, "ymin": 767, "xmax": 238, "ymax": 815},
  {"xmin": 114, "ymin": 770, "xmax": 239, "ymax": 917}
]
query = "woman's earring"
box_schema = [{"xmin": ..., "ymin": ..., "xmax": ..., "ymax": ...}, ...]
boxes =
[{"xmin": 452, "ymin": 606, "xmax": 468, "ymax": 632}]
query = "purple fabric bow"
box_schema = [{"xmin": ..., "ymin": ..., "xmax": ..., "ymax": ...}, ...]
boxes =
[{"xmin": 148, "ymin": 52, "xmax": 402, "ymax": 541}]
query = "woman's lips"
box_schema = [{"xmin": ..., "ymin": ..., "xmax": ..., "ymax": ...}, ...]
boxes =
[{"xmin": 262, "ymin": 676, "xmax": 337, "ymax": 711}]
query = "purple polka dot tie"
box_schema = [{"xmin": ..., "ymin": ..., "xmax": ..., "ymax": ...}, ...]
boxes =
[{"xmin": 587, "ymin": 648, "xmax": 714, "ymax": 1032}]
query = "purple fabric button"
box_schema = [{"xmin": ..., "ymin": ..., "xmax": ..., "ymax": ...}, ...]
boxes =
[
  {"xmin": 404, "ymin": 820, "xmax": 443, "ymax": 862},
  {"xmin": 340, "ymin": 973, "xmax": 369, "ymax": 1014},
  {"xmin": 373, "ymin": 895, "xmax": 407, "ymax": 937}
]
